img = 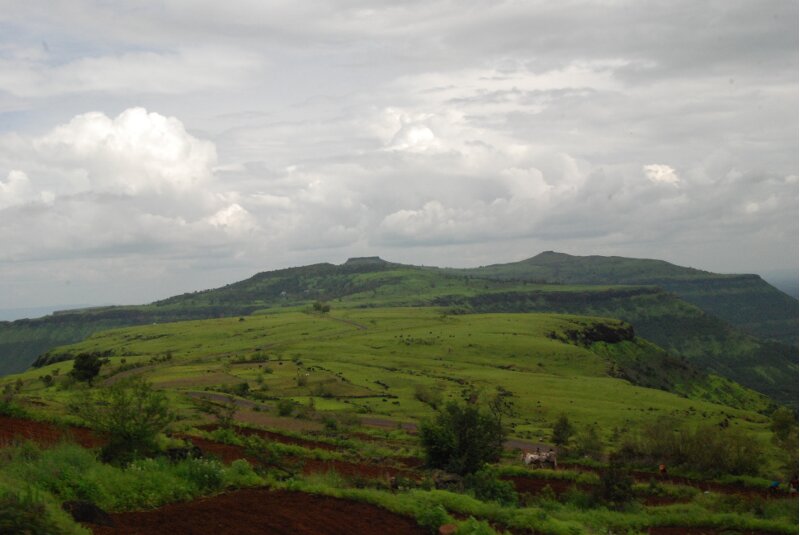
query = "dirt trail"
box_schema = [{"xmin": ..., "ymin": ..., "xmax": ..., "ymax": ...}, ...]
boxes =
[{"xmin": 89, "ymin": 488, "xmax": 424, "ymax": 535}]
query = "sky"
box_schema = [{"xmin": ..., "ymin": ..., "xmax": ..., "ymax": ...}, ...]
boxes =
[{"xmin": 0, "ymin": 0, "xmax": 797, "ymax": 313}]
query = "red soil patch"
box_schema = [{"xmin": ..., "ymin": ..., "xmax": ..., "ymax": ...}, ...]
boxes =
[
  {"xmin": 647, "ymin": 528, "xmax": 768, "ymax": 535},
  {"xmin": 503, "ymin": 475, "xmax": 590, "ymax": 496},
  {"xmin": 301, "ymin": 458, "xmax": 412, "ymax": 480},
  {"xmin": 180, "ymin": 435, "xmax": 416, "ymax": 481},
  {"xmin": 0, "ymin": 415, "xmax": 102, "ymax": 449},
  {"xmin": 89, "ymin": 488, "xmax": 425, "ymax": 535}
]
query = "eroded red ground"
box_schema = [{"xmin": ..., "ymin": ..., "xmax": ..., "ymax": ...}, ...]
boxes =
[
  {"xmin": 89, "ymin": 488, "xmax": 425, "ymax": 535},
  {"xmin": 0, "ymin": 415, "xmax": 102, "ymax": 448}
]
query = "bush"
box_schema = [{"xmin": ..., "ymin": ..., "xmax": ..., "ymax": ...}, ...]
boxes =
[
  {"xmin": 552, "ymin": 414, "xmax": 574, "ymax": 447},
  {"xmin": 277, "ymin": 398, "xmax": 295, "ymax": 417},
  {"xmin": 174, "ymin": 458, "xmax": 225, "ymax": 492},
  {"xmin": 69, "ymin": 378, "xmax": 174, "ymax": 465},
  {"xmin": 419, "ymin": 401, "xmax": 505, "ymax": 475},
  {"xmin": 414, "ymin": 503, "xmax": 452, "ymax": 533},
  {"xmin": 0, "ymin": 490, "xmax": 59, "ymax": 535},
  {"xmin": 595, "ymin": 455, "xmax": 634, "ymax": 507},
  {"xmin": 574, "ymin": 423, "xmax": 604, "ymax": 460},
  {"xmin": 455, "ymin": 517, "xmax": 496, "ymax": 535},
  {"xmin": 619, "ymin": 417, "xmax": 763, "ymax": 476},
  {"xmin": 463, "ymin": 466, "xmax": 518, "ymax": 505},
  {"xmin": 70, "ymin": 354, "xmax": 103, "ymax": 384}
]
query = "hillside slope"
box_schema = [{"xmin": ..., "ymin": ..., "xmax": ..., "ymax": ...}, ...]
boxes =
[
  {"xmin": 461, "ymin": 251, "xmax": 798, "ymax": 346},
  {"xmin": 20, "ymin": 309, "xmax": 772, "ymax": 433},
  {"xmin": 2, "ymin": 254, "xmax": 796, "ymax": 405}
]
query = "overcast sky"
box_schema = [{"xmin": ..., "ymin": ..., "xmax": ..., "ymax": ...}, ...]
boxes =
[{"xmin": 0, "ymin": 0, "xmax": 797, "ymax": 312}]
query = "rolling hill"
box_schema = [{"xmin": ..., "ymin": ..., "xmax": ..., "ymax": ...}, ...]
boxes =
[{"xmin": 1, "ymin": 253, "xmax": 796, "ymax": 405}]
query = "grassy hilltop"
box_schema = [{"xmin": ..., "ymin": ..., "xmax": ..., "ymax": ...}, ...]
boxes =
[
  {"xmin": 4, "ymin": 252, "xmax": 796, "ymax": 405},
  {"xmin": 18, "ymin": 308, "xmax": 771, "ymax": 430}
]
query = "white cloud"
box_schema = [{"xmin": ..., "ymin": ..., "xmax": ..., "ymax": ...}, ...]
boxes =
[
  {"xmin": 643, "ymin": 164, "xmax": 681, "ymax": 186},
  {"xmin": 31, "ymin": 107, "xmax": 217, "ymax": 196}
]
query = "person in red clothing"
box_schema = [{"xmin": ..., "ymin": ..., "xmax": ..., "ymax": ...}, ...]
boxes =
[{"xmin": 658, "ymin": 463, "xmax": 667, "ymax": 478}]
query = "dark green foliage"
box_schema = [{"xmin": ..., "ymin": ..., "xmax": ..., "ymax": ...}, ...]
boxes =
[
  {"xmin": 277, "ymin": 398, "xmax": 295, "ymax": 417},
  {"xmin": 595, "ymin": 455, "xmax": 634, "ymax": 507},
  {"xmin": 574, "ymin": 423, "xmax": 604, "ymax": 460},
  {"xmin": 463, "ymin": 466, "xmax": 518, "ymax": 505},
  {"xmin": 69, "ymin": 378, "xmax": 174, "ymax": 465},
  {"xmin": 770, "ymin": 407, "xmax": 798, "ymax": 480},
  {"xmin": 552, "ymin": 414, "xmax": 574, "ymax": 446},
  {"xmin": 0, "ymin": 491, "xmax": 57, "ymax": 535},
  {"xmin": 70, "ymin": 353, "xmax": 103, "ymax": 383},
  {"xmin": 312, "ymin": 301, "xmax": 331, "ymax": 313},
  {"xmin": 770, "ymin": 406, "xmax": 797, "ymax": 447},
  {"xmin": 620, "ymin": 417, "xmax": 763, "ymax": 476},
  {"xmin": 419, "ymin": 401, "xmax": 505, "ymax": 475},
  {"xmin": 414, "ymin": 504, "xmax": 452, "ymax": 533}
]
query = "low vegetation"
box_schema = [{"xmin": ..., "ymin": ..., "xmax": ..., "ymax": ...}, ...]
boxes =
[{"xmin": 0, "ymin": 304, "xmax": 795, "ymax": 534}]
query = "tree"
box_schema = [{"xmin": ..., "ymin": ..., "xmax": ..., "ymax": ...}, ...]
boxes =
[
  {"xmin": 574, "ymin": 423, "xmax": 604, "ymax": 460},
  {"xmin": 552, "ymin": 414, "xmax": 574, "ymax": 447},
  {"xmin": 70, "ymin": 354, "xmax": 103, "ymax": 384},
  {"xmin": 595, "ymin": 454, "xmax": 635, "ymax": 507},
  {"xmin": 419, "ymin": 401, "xmax": 506, "ymax": 475},
  {"xmin": 770, "ymin": 406, "xmax": 797, "ymax": 448},
  {"xmin": 69, "ymin": 378, "xmax": 174, "ymax": 464}
]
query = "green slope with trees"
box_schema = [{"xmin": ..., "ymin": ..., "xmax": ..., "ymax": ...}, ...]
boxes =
[{"xmin": 0, "ymin": 254, "xmax": 796, "ymax": 406}]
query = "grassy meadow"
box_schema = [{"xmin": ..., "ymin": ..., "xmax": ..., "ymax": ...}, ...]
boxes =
[{"xmin": 10, "ymin": 308, "xmax": 774, "ymax": 445}]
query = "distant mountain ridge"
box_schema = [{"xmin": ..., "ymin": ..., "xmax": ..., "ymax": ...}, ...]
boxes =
[
  {"xmin": 460, "ymin": 251, "xmax": 798, "ymax": 346},
  {"xmin": 1, "ymin": 252, "xmax": 797, "ymax": 405}
]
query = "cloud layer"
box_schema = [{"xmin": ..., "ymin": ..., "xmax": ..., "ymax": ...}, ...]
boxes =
[{"xmin": 0, "ymin": 0, "xmax": 796, "ymax": 309}]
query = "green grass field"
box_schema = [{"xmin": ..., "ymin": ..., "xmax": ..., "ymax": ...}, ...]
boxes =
[{"xmin": 7, "ymin": 308, "xmax": 773, "ymax": 446}]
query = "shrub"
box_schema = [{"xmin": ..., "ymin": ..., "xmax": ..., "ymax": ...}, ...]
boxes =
[
  {"xmin": 455, "ymin": 517, "xmax": 496, "ymax": 535},
  {"xmin": 414, "ymin": 504, "xmax": 452, "ymax": 533},
  {"xmin": 620, "ymin": 417, "xmax": 763, "ymax": 476},
  {"xmin": 574, "ymin": 423, "xmax": 604, "ymax": 460},
  {"xmin": 69, "ymin": 378, "xmax": 174, "ymax": 465},
  {"xmin": 174, "ymin": 458, "xmax": 224, "ymax": 492},
  {"xmin": 277, "ymin": 398, "xmax": 295, "ymax": 417},
  {"xmin": 419, "ymin": 401, "xmax": 505, "ymax": 475},
  {"xmin": 595, "ymin": 455, "xmax": 634, "ymax": 507},
  {"xmin": 0, "ymin": 490, "xmax": 59, "ymax": 535},
  {"xmin": 463, "ymin": 466, "xmax": 518, "ymax": 505},
  {"xmin": 70, "ymin": 354, "xmax": 103, "ymax": 384},
  {"xmin": 552, "ymin": 414, "xmax": 574, "ymax": 447}
]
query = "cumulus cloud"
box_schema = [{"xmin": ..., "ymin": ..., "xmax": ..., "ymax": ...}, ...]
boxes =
[
  {"xmin": 31, "ymin": 107, "xmax": 217, "ymax": 196},
  {"xmin": 0, "ymin": 108, "xmax": 250, "ymax": 263}
]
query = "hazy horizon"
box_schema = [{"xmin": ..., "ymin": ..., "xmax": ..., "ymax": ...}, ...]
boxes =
[{"xmin": 1, "ymin": 1, "xmax": 797, "ymax": 309}]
